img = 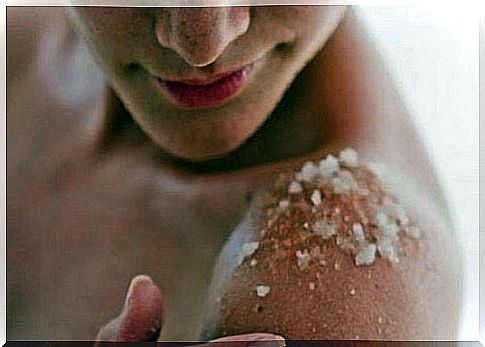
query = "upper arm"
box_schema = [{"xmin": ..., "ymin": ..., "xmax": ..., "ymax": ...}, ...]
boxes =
[{"xmin": 200, "ymin": 149, "xmax": 461, "ymax": 340}]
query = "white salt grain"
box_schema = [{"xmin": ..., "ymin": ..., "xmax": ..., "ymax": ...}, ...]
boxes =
[
  {"xmin": 319, "ymin": 155, "xmax": 340, "ymax": 179},
  {"xmin": 311, "ymin": 189, "xmax": 322, "ymax": 206},
  {"xmin": 352, "ymin": 223, "xmax": 365, "ymax": 242},
  {"xmin": 309, "ymin": 282, "xmax": 315, "ymax": 291},
  {"xmin": 382, "ymin": 223, "xmax": 399, "ymax": 239},
  {"xmin": 296, "ymin": 249, "xmax": 311, "ymax": 270},
  {"xmin": 250, "ymin": 259, "xmax": 258, "ymax": 266},
  {"xmin": 312, "ymin": 220, "xmax": 336, "ymax": 239},
  {"xmin": 298, "ymin": 162, "xmax": 319, "ymax": 182},
  {"xmin": 288, "ymin": 181, "xmax": 303, "ymax": 194},
  {"xmin": 377, "ymin": 236, "xmax": 399, "ymax": 263},
  {"xmin": 376, "ymin": 212, "xmax": 390, "ymax": 230},
  {"xmin": 349, "ymin": 288, "xmax": 356, "ymax": 296},
  {"xmin": 237, "ymin": 242, "xmax": 260, "ymax": 265},
  {"xmin": 339, "ymin": 148, "xmax": 359, "ymax": 167},
  {"xmin": 355, "ymin": 243, "xmax": 377, "ymax": 266},
  {"xmin": 256, "ymin": 285, "xmax": 271, "ymax": 297},
  {"xmin": 278, "ymin": 199, "xmax": 290, "ymax": 209}
]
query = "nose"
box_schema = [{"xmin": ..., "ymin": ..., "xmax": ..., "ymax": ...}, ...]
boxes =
[{"xmin": 155, "ymin": 7, "xmax": 250, "ymax": 67}]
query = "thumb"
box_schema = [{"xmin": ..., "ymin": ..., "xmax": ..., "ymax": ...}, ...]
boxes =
[{"xmin": 95, "ymin": 275, "xmax": 163, "ymax": 343}]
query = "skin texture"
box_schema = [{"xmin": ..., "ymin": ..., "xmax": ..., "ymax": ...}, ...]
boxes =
[
  {"xmin": 94, "ymin": 275, "xmax": 285, "ymax": 346},
  {"xmin": 201, "ymin": 160, "xmax": 459, "ymax": 340},
  {"xmin": 7, "ymin": 6, "xmax": 460, "ymax": 341},
  {"xmin": 65, "ymin": 6, "xmax": 346, "ymax": 161}
]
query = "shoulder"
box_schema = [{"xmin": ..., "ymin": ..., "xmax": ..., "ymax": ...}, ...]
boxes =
[
  {"xmin": 7, "ymin": 7, "xmax": 67, "ymax": 85},
  {"xmin": 201, "ymin": 148, "xmax": 461, "ymax": 340}
]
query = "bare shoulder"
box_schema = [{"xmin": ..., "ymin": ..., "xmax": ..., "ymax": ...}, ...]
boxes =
[
  {"xmin": 201, "ymin": 148, "xmax": 461, "ymax": 340},
  {"xmin": 7, "ymin": 7, "xmax": 67, "ymax": 85}
]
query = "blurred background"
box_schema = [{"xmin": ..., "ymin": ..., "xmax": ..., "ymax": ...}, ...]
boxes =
[{"xmin": 356, "ymin": 6, "xmax": 479, "ymax": 341}]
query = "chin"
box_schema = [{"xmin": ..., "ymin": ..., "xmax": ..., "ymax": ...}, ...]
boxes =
[
  {"xmin": 151, "ymin": 109, "xmax": 268, "ymax": 163},
  {"xmin": 157, "ymin": 131, "xmax": 251, "ymax": 163}
]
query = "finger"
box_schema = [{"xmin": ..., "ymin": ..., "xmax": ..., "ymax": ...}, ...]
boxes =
[
  {"xmin": 95, "ymin": 275, "xmax": 163, "ymax": 342},
  {"xmin": 203, "ymin": 333, "xmax": 286, "ymax": 347}
]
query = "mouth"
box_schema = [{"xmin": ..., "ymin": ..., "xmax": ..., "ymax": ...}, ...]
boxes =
[{"xmin": 155, "ymin": 64, "xmax": 254, "ymax": 109}]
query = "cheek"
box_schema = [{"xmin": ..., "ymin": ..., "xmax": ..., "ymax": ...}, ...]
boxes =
[
  {"xmin": 271, "ymin": 6, "xmax": 347, "ymax": 34},
  {"xmin": 67, "ymin": 8, "xmax": 153, "ymax": 68}
]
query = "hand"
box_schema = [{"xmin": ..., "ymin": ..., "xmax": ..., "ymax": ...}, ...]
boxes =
[{"xmin": 95, "ymin": 275, "xmax": 285, "ymax": 346}]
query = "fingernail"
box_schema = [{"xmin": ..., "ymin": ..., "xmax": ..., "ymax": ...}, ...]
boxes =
[{"xmin": 124, "ymin": 275, "xmax": 155, "ymax": 308}]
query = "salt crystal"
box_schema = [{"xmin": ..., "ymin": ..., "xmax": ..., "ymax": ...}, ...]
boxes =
[
  {"xmin": 250, "ymin": 259, "xmax": 258, "ymax": 266},
  {"xmin": 377, "ymin": 236, "xmax": 399, "ymax": 263},
  {"xmin": 297, "ymin": 162, "xmax": 319, "ymax": 182},
  {"xmin": 339, "ymin": 148, "xmax": 359, "ymax": 167},
  {"xmin": 237, "ymin": 242, "xmax": 260, "ymax": 265},
  {"xmin": 355, "ymin": 243, "xmax": 377, "ymax": 266},
  {"xmin": 312, "ymin": 220, "xmax": 336, "ymax": 239},
  {"xmin": 376, "ymin": 212, "xmax": 389, "ymax": 229},
  {"xmin": 332, "ymin": 176, "xmax": 351, "ymax": 194},
  {"xmin": 338, "ymin": 170, "xmax": 358, "ymax": 192},
  {"xmin": 378, "ymin": 317, "xmax": 384, "ymax": 324},
  {"xmin": 352, "ymin": 223, "xmax": 365, "ymax": 241},
  {"xmin": 256, "ymin": 285, "xmax": 271, "ymax": 297},
  {"xmin": 296, "ymin": 249, "xmax": 311, "ymax": 270},
  {"xmin": 319, "ymin": 155, "xmax": 340, "ymax": 179},
  {"xmin": 311, "ymin": 189, "xmax": 322, "ymax": 206},
  {"xmin": 288, "ymin": 181, "xmax": 303, "ymax": 194},
  {"xmin": 278, "ymin": 199, "xmax": 290, "ymax": 209},
  {"xmin": 334, "ymin": 262, "xmax": 341, "ymax": 270},
  {"xmin": 383, "ymin": 222, "xmax": 399, "ymax": 238},
  {"xmin": 309, "ymin": 282, "xmax": 315, "ymax": 291},
  {"xmin": 349, "ymin": 288, "xmax": 356, "ymax": 296}
]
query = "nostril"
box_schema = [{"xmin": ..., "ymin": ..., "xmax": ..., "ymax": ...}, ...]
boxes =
[{"xmin": 155, "ymin": 7, "xmax": 251, "ymax": 68}]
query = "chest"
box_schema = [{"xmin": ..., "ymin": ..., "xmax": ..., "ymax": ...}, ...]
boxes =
[{"xmin": 8, "ymin": 132, "xmax": 256, "ymax": 339}]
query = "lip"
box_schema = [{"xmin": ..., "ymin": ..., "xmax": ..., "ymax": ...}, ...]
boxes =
[{"xmin": 155, "ymin": 64, "xmax": 254, "ymax": 108}]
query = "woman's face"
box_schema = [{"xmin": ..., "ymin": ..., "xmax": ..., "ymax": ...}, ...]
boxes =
[{"xmin": 67, "ymin": 6, "xmax": 346, "ymax": 161}]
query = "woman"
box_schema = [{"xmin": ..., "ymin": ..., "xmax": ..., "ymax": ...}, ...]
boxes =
[{"xmin": 7, "ymin": 5, "xmax": 460, "ymax": 341}]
